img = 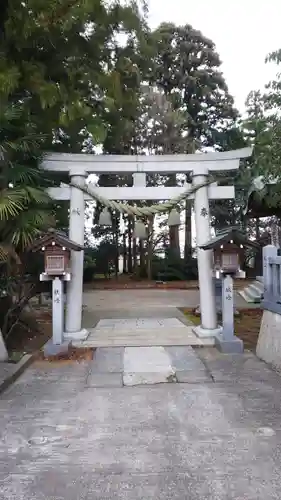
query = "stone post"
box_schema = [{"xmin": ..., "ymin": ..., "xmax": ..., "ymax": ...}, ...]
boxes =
[
  {"xmin": 222, "ymin": 275, "xmax": 234, "ymax": 337},
  {"xmin": 263, "ymin": 245, "xmax": 278, "ymax": 302},
  {"xmin": 215, "ymin": 274, "xmax": 243, "ymax": 353},
  {"xmin": 42, "ymin": 275, "xmax": 71, "ymax": 357},
  {"xmin": 52, "ymin": 277, "xmax": 64, "ymax": 345},
  {"xmin": 65, "ymin": 171, "xmax": 88, "ymax": 340},
  {"xmin": 192, "ymin": 172, "xmax": 221, "ymax": 338}
]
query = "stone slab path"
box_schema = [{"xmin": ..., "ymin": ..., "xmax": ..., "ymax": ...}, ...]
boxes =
[
  {"xmin": 86, "ymin": 346, "xmax": 212, "ymax": 387},
  {"xmin": 74, "ymin": 317, "xmax": 214, "ymax": 348},
  {"xmin": 1, "ymin": 350, "xmax": 281, "ymax": 499},
  {"xmin": 82, "ymin": 288, "xmax": 258, "ymax": 315}
]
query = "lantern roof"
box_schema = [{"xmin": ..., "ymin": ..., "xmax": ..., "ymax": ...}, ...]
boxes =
[
  {"xmin": 200, "ymin": 227, "xmax": 260, "ymax": 250},
  {"xmin": 29, "ymin": 229, "xmax": 84, "ymax": 252}
]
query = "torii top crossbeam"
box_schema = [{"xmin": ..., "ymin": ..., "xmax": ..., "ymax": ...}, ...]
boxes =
[{"xmin": 42, "ymin": 147, "xmax": 252, "ymax": 175}]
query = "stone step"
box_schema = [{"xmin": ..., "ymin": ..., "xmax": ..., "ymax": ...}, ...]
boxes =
[
  {"xmin": 239, "ymin": 287, "xmax": 261, "ymax": 303},
  {"xmin": 249, "ymin": 282, "xmax": 264, "ymax": 295},
  {"xmin": 247, "ymin": 284, "xmax": 263, "ymax": 299},
  {"xmin": 96, "ymin": 318, "xmax": 187, "ymax": 328},
  {"xmin": 239, "ymin": 278, "xmax": 264, "ymax": 303},
  {"xmin": 87, "ymin": 328, "xmax": 195, "ymax": 337},
  {"xmin": 73, "ymin": 336, "xmax": 215, "ymax": 348}
]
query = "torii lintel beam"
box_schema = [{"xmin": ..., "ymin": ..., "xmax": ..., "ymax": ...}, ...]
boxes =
[
  {"xmin": 48, "ymin": 184, "xmax": 235, "ymax": 202},
  {"xmin": 42, "ymin": 148, "xmax": 253, "ymax": 175}
]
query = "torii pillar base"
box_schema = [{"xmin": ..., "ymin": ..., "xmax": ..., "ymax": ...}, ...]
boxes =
[
  {"xmin": 64, "ymin": 329, "xmax": 89, "ymax": 341},
  {"xmin": 193, "ymin": 325, "xmax": 222, "ymax": 339}
]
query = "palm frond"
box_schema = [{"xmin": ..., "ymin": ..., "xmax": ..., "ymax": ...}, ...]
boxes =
[
  {"xmin": 6, "ymin": 164, "xmax": 43, "ymax": 186},
  {"xmin": 22, "ymin": 186, "xmax": 51, "ymax": 204},
  {"xmin": 0, "ymin": 189, "xmax": 25, "ymax": 220},
  {"xmin": 0, "ymin": 104, "xmax": 23, "ymax": 124},
  {"xmin": 1, "ymin": 134, "xmax": 44, "ymax": 154},
  {"xmin": 10, "ymin": 209, "xmax": 55, "ymax": 248}
]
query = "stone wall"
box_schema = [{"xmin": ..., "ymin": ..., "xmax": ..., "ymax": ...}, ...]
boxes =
[{"xmin": 256, "ymin": 310, "xmax": 281, "ymax": 370}]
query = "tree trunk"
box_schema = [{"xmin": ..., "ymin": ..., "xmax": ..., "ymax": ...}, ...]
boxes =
[
  {"xmin": 184, "ymin": 200, "xmax": 192, "ymax": 260},
  {"xmin": 167, "ymin": 174, "xmax": 180, "ymax": 259},
  {"xmin": 123, "ymin": 233, "xmax": 127, "ymax": 273},
  {"xmin": 128, "ymin": 218, "xmax": 133, "ymax": 273},
  {"xmin": 169, "ymin": 225, "xmax": 180, "ymax": 259},
  {"xmin": 114, "ymin": 216, "xmax": 119, "ymax": 278},
  {"xmin": 255, "ymin": 217, "xmax": 260, "ymax": 240},
  {"xmin": 147, "ymin": 216, "xmax": 154, "ymax": 280},
  {"xmin": 139, "ymin": 239, "xmax": 146, "ymax": 277},
  {"xmin": 132, "ymin": 219, "xmax": 137, "ymax": 272}
]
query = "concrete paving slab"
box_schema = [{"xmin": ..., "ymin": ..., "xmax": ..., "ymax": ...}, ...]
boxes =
[
  {"xmin": 90, "ymin": 347, "xmax": 124, "ymax": 373},
  {"xmin": 176, "ymin": 370, "xmax": 212, "ymax": 383},
  {"xmin": 15, "ymin": 362, "xmax": 90, "ymax": 383},
  {"xmin": 165, "ymin": 347, "xmax": 212, "ymax": 383},
  {"xmin": 123, "ymin": 346, "xmax": 176, "ymax": 386},
  {"xmin": 2, "ymin": 372, "xmax": 281, "ymax": 499},
  {"xmin": 165, "ymin": 346, "xmax": 206, "ymax": 371},
  {"xmin": 195, "ymin": 349, "xmax": 280, "ymax": 385},
  {"xmin": 86, "ymin": 372, "xmax": 123, "ymax": 387},
  {"xmin": 1, "ymin": 467, "xmax": 279, "ymax": 500}
]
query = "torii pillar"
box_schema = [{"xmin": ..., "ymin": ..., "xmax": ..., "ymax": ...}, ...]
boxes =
[
  {"xmin": 65, "ymin": 170, "xmax": 88, "ymax": 339},
  {"xmin": 193, "ymin": 170, "xmax": 218, "ymax": 336}
]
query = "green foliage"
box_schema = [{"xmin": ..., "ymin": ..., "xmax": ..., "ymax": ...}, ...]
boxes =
[
  {"xmin": 83, "ymin": 241, "xmax": 116, "ymax": 282},
  {"xmin": 0, "ymin": 103, "xmax": 53, "ymax": 254},
  {"xmin": 151, "ymin": 252, "xmax": 198, "ymax": 281},
  {"xmin": 83, "ymin": 251, "xmax": 97, "ymax": 283},
  {"xmin": 148, "ymin": 23, "xmax": 238, "ymax": 146},
  {"xmin": 1, "ymin": 0, "xmax": 148, "ymax": 151}
]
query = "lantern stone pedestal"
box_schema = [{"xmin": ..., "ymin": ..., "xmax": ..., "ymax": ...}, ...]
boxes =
[
  {"xmin": 215, "ymin": 274, "xmax": 244, "ymax": 353},
  {"xmin": 44, "ymin": 339, "xmax": 71, "ymax": 357},
  {"xmin": 40, "ymin": 274, "xmax": 72, "ymax": 357}
]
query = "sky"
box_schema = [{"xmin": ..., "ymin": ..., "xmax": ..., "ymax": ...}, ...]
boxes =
[
  {"xmin": 148, "ymin": 0, "xmax": 281, "ymax": 113},
  {"xmin": 90, "ymin": 1, "xmax": 281, "ymax": 251}
]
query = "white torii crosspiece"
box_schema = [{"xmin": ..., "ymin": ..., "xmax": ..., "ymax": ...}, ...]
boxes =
[{"xmin": 41, "ymin": 147, "xmax": 253, "ymax": 342}]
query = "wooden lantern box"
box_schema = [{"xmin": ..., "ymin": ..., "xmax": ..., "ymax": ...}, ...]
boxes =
[
  {"xmin": 214, "ymin": 242, "xmax": 244, "ymax": 275},
  {"xmin": 200, "ymin": 227, "xmax": 260, "ymax": 276},
  {"xmin": 44, "ymin": 245, "xmax": 70, "ymax": 276},
  {"xmin": 29, "ymin": 229, "xmax": 84, "ymax": 277}
]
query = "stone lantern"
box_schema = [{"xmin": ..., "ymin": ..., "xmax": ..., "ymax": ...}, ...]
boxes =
[
  {"xmin": 29, "ymin": 229, "xmax": 84, "ymax": 355},
  {"xmin": 200, "ymin": 227, "xmax": 259, "ymax": 353}
]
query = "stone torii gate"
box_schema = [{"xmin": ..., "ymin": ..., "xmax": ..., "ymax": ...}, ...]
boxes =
[{"xmin": 42, "ymin": 147, "xmax": 252, "ymax": 341}]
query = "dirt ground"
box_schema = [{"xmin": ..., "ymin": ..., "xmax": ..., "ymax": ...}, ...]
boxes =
[
  {"xmin": 85, "ymin": 277, "xmax": 253, "ymax": 291},
  {"xmin": 6, "ymin": 307, "xmax": 94, "ymax": 363},
  {"xmin": 183, "ymin": 308, "xmax": 263, "ymax": 350},
  {"xmin": 6, "ymin": 307, "xmax": 52, "ymax": 357}
]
